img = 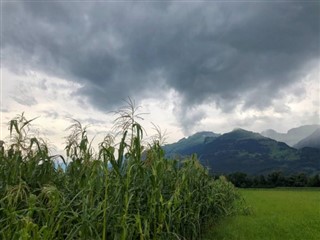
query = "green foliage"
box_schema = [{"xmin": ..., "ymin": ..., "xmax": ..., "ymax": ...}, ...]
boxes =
[
  {"xmin": 0, "ymin": 112, "xmax": 240, "ymax": 239},
  {"xmin": 226, "ymin": 171, "xmax": 320, "ymax": 188}
]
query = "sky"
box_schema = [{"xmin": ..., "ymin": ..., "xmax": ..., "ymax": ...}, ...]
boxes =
[{"xmin": 0, "ymin": 1, "xmax": 319, "ymax": 154}]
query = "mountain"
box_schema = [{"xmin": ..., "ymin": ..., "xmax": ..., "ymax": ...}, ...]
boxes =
[
  {"xmin": 163, "ymin": 129, "xmax": 320, "ymax": 175},
  {"xmin": 163, "ymin": 131, "xmax": 220, "ymax": 156},
  {"xmin": 294, "ymin": 129, "xmax": 320, "ymax": 149},
  {"xmin": 261, "ymin": 125, "xmax": 320, "ymax": 146}
]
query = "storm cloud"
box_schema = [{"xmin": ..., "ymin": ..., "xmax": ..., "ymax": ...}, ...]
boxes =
[{"xmin": 2, "ymin": 1, "xmax": 319, "ymax": 129}]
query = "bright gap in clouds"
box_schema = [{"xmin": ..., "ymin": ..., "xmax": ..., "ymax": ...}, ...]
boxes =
[{"xmin": 1, "ymin": 68, "xmax": 112, "ymax": 154}]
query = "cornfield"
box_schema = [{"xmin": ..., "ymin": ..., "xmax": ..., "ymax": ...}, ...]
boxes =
[{"xmin": 0, "ymin": 109, "xmax": 240, "ymax": 240}]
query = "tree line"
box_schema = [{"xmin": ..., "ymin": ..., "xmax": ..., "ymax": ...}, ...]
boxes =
[{"xmin": 215, "ymin": 172, "xmax": 320, "ymax": 188}]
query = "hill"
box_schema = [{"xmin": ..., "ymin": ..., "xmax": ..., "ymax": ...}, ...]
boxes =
[
  {"xmin": 163, "ymin": 129, "xmax": 320, "ymax": 175},
  {"xmin": 163, "ymin": 131, "xmax": 220, "ymax": 156},
  {"xmin": 294, "ymin": 128, "xmax": 320, "ymax": 149},
  {"xmin": 261, "ymin": 124, "xmax": 320, "ymax": 146}
]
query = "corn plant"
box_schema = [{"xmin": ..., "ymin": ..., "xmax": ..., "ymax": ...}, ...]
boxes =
[{"xmin": 0, "ymin": 108, "xmax": 242, "ymax": 240}]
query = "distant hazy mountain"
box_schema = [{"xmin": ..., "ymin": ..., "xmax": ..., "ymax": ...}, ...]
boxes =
[
  {"xmin": 261, "ymin": 125, "xmax": 320, "ymax": 146},
  {"xmin": 163, "ymin": 128, "xmax": 320, "ymax": 175},
  {"xmin": 294, "ymin": 129, "xmax": 320, "ymax": 149}
]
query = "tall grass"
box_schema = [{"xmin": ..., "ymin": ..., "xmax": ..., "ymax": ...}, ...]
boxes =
[{"xmin": 0, "ymin": 109, "xmax": 240, "ymax": 239}]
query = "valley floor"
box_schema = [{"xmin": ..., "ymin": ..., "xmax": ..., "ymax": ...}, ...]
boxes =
[{"xmin": 202, "ymin": 188, "xmax": 320, "ymax": 240}]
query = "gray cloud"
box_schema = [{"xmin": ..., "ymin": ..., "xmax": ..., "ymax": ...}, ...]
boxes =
[
  {"xmin": 2, "ymin": 1, "xmax": 319, "ymax": 129},
  {"xmin": 38, "ymin": 79, "xmax": 48, "ymax": 91},
  {"xmin": 11, "ymin": 95, "xmax": 37, "ymax": 107},
  {"xmin": 0, "ymin": 108, "xmax": 9, "ymax": 113},
  {"xmin": 175, "ymin": 105, "xmax": 207, "ymax": 135},
  {"xmin": 79, "ymin": 117, "xmax": 106, "ymax": 126},
  {"xmin": 42, "ymin": 110, "xmax": 60, "ymax": 120},
  {"xmin": 10, "ymin": 82, "xmax": 38, "ymax": 106}
]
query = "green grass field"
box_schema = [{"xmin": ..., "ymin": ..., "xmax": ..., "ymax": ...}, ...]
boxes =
[{"xmin": 203, "ymin": 188, "xmax": 320, "ymax": 240}]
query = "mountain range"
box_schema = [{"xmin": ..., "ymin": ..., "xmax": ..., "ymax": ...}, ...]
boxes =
[
  {"xmin": 294, "ymin": 128, "xmax": 320, "ymax": 149},
  {"xmin": 163, "ymin": 125, "xmax": 320, "ymax": 175},
  {"xmin": 261, "ymin": 124, "xmax": 320, "ymax": 146}
]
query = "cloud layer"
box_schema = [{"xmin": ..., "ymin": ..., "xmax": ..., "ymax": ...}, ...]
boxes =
[{"xmin": 2, "ymin": 1, "xmax": 319, "ymax": 131}]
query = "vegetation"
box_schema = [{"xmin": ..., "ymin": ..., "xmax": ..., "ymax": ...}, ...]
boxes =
[
  {"xmin": 226, "ymin": 171, "xmax": 320, "ymax": 188},
  {"xmin": 203, "ymin": 188, "xmax": 320, "ymax": 240},
  {"xmin": 0, "ymin": 108, "xmax": 240, "ymax": 239}
]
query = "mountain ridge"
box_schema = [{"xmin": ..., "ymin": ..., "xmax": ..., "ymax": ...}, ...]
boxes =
[
  {"xmin": 163, "ymin": 127, "xmax": 320, "ymax": 175},
  {"xmin": 294, "ymin": 128, "xmax": 320, "ymax": 149},
  {"xmin": 261, "ymin": 124, "xmax": 320, "ymax": 146}
]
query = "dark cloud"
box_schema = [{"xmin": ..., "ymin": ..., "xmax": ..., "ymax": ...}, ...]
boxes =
[{"xmin": 2, "ymin": 1, "xmax": 319, "ymax": 129}]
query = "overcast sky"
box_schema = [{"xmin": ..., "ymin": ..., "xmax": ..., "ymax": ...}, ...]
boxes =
[{"xmin": 1, "ymin": 1, "xmax": 319, "ymax": 153}]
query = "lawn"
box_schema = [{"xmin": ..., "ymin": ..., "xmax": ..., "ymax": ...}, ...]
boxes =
[{"xmin": 202, "ymin": 188, "xmax": 320, "ymax": 240}]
